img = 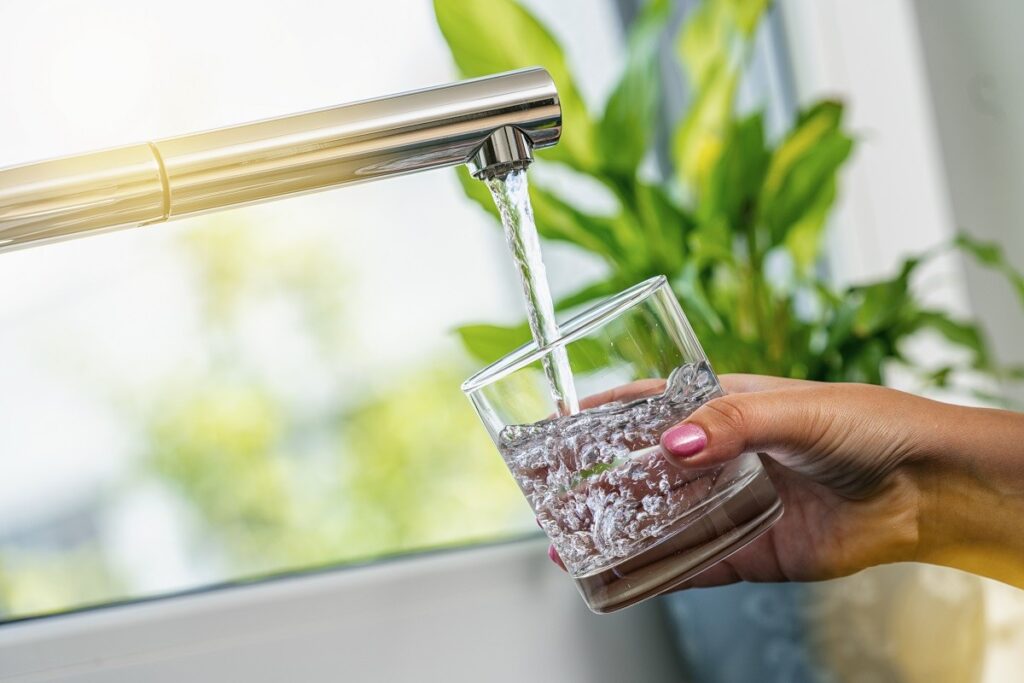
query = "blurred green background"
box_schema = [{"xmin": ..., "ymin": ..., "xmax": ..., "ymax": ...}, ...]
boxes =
[{"xmin": 0, "ymin": 219, "xmax": 527, "ymax": 617}]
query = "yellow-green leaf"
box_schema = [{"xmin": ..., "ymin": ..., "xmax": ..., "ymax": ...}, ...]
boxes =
[
  {"xmin": 724, "ymin": 0, "xmax": 771, "ymax": 37},
  {"xmin": 678, "ymin": 0, "xmax": 732, "ymax": 89},
  {"xmin": 672, "ymin": 59, "xmax": 739, "ymax": 191},
  {"xmin": 783, "ymin": 175, "xmax": 836, "ymax": 273},
  {"xmin": 434, "ymin": 0, "xmax": 596, "ymax": 171},
  {"xmin": 762, "ymin": 101, "xmax": 844, "ymax": 198},
  {"xmin": 759, "ymin": 102, "xmax": 852, "ymax": 247}
]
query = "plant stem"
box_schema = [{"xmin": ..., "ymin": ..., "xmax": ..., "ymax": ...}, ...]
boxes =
[{"xmin": 744, "ymin": 221, "xmax": 773, "ymax": 371}]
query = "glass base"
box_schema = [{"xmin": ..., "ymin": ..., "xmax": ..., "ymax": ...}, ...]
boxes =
[{"xmin": 574, "ymin": 465, "xmax": 783, "ymax": 614}]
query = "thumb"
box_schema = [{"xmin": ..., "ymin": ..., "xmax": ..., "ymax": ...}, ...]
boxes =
[{"xmin": 660, "ymin": 390, "xmax": 821, "ymax": 468}]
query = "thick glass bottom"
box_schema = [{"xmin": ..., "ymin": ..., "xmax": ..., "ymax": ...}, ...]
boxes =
[{"xmin": 574, "ymin": 465, "xmax": 783, "ymax": 614}]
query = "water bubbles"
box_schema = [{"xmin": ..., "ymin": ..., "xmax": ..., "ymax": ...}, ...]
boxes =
[
  {"xmin": 499, "ymin": 425, "xmax": 525, "ymax": 445},
  {"xmin": 642, "ymin": 495, "xmax": 666, "ymax": 515},
  {"xmin": 498, "ymin": 361, "xmax": 726, "ymax": 576}
]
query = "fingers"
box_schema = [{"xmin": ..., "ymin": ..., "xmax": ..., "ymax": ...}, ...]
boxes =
[
  {"xmin": 578, "ymin": 378, "xmax": 666, "ymax": 410},
  {"xmin": 719, "ymin": 373, "xmax": 816, "ymax": 395},
  {"xmin": 576, "ymin": 373, "xmax": 805, "ymax": 411},
  {"xmin": 660, "ymin": 388, "xmax": 824, "ymax": 469},
  {"xmin": 544, "ymin": 379, "xmax": 667, "ymax": 421},
  {"xmin": 548, "ymin": 544, "xmax": 566, "ymax": 571},
  {"xmin": 669, "ymin": 559, "xmax": 743, "ymax": 590},
  {"xmin": 574, "ymin": 374, "xmax": 811, "ymax": 414}
]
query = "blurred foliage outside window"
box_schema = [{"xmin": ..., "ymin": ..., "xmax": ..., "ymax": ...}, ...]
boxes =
[{"xmin": 0, "ymin": 221, "xmax": 527, "ymax": 619}]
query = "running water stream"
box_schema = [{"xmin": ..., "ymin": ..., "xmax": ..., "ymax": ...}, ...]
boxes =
[
  {"xmin": 485, "ymin": 170, "xmax": 580, "ymax": 415},
  {"xmin": 482, "ymin": 170, "xmax": 782, "ymax": 614}
]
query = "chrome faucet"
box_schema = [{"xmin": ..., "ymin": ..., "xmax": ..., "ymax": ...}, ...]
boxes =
[{"xmin": 0, "ymin": 68, "xmax": 560, "ymax": 252}]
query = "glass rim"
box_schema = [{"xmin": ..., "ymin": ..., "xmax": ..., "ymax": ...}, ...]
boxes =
[{"xmin": 461, "ymin": 275, "xmax": 669, "ymax": 395}]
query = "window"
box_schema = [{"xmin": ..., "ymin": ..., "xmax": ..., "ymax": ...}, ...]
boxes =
[{"xmin": 0, "ymin": 0, "xmax": 625, "ymax": 621}]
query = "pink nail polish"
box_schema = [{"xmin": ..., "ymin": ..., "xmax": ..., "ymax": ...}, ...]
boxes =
[
  {"xmin": 661, "ymin": 423, "xmax": 707, "ymax": 458},
  {"xmin": 548, "ymin": 545, "xmax": 566, "ymax": 571}
]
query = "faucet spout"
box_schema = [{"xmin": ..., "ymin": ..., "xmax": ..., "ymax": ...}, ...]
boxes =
[
  {"xmin": 0, "ymin": 68, "xmax": 561, "ymax": 253},
  {"xmin": 468, "ymin": 126, "xmax": 534, "ymax": 180}
]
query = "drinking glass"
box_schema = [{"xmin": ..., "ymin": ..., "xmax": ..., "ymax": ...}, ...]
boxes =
[{"xmin": 462, "ymin": 276, "xmax": 783, "ymax": 613}]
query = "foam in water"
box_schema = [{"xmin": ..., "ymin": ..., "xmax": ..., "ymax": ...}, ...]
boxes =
[
  {"xmin": 498, "ymin": 361, "xmax": 731, "ymax": 576},
  {"xmin": 485, "ymin": 170, "xmax": 579, "ymax": 416}
]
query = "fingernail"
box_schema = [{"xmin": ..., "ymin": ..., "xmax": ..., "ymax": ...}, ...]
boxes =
[
  {"xmin": 548, "ymin": 545, "xmax": 566, "ymax": 571},
  {"xmin": 661, "ymin": 423, "xmax": 707, "ymax": 458}
]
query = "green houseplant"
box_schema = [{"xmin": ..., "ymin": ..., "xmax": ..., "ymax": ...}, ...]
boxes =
[{"xmin": 435, "ymin": 0, "xmax": 1024, "ymax": 395}]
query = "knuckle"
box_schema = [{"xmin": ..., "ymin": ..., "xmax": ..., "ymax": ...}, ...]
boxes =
[{"xmin": 702, "ymin": 395, "xmax": 748, "ymax": 433}]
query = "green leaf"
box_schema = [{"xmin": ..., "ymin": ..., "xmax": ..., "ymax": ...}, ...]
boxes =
[
  {"xmin": 850, "ymin": 258, "xmax": 919, "ymax": 337},
  {"xmin": 955, "ymin": 232, "xmax": 1024, "ymax": 308},
  {"xmin": 566, "ymin": 337, "xmax": 615, "ymax": 374},
  {"xmin": 847, "ymin": 338, "xmax": 887, "ymax": 384},
  {"xmin": 783, "ymin": 175, "xmax": 836, "ymax": 273},
  {"xmin": 527, "ymin": 184, "xmax": 629, "ymax": 266},
  {"xmin": 673, "ymin": 262, "xmax": 726, "ymax": 335},
  {"xmin": 821, "ymin": 289, "xmax": 858, "ymax": 352},
  {"xmin": 762, "ymin": 102, "xmax": 844, "ymax": 196},
  {"xmin": 456, "ymin": 321, "xmax": 612, "ymax": 374},
  {"xmin": 954, "ymin": 232, "xmax": 1002, "ymax": 265},
  {"xmin": 598, "ymin": 0, "xmax": 669, "ymax": 175},
  {"xmin": 433, "ymin": 0, "xmax": 596, "ymax": 171},
  {"xmin": 688, "ymin": 216, "xmax": 735, "ymax": 266},
  {"xmin": 455, "ymin": 323, "xmax": 530, "ymax": 365},
  {"xmin": 634, "ymin": 180, "xmax": 691, "ymax": 273},
  {"xmin": 759, "ymin": 101, "xmax": 852, "ymax": 248},
  {"xmin": 700, "ymin": 111, "xmax": 769, "ymax": 227}
]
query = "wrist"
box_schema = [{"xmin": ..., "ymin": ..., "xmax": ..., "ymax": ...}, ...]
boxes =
[{"xmin": 911, "ymin": 401, "xmax": 1024, "ymax": 587}]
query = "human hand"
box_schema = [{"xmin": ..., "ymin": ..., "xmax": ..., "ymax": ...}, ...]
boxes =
[{"xmin": 547, "ymin": 374, "xmax": 1024, "ymax": 589}]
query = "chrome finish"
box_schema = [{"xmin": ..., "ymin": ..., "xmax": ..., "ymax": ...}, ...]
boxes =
[
  {"xmin": 0, "ymin": 145, "xmax": 167, "ymax": 248},
  {"xmin": 0, "ymin": 68, "xmax": 561, "ymax": 252},
  {"xmin": 468, "ymin": 126, "xmax": 533, "ymax": 180}
]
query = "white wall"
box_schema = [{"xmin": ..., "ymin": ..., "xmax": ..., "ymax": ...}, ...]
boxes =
[
  {"xmin": 779, "ymin": 0, "xmax": 965, "ymax": 299},
  {"xmin": 911, "ymin": 0, "xmax": 1024, "ymax": 401}
]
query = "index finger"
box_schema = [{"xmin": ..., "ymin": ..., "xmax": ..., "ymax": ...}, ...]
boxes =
[
  {"xmin": 719, "ymin": 373, "xmax": 817, "ymax": 395},
  {"xmin": 578, "ymin": 378, "xmax": 666, "ymax": 410}
]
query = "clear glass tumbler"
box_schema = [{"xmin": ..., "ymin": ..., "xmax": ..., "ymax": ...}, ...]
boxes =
[{"xmin": 462, "ymin": 276, "xmax": 783, "ymax": 613}]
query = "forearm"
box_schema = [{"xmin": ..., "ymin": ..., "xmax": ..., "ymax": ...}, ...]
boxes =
[{"xmin": 914, "ymin": 402, "xmax": 1024, "ymax": 587}]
